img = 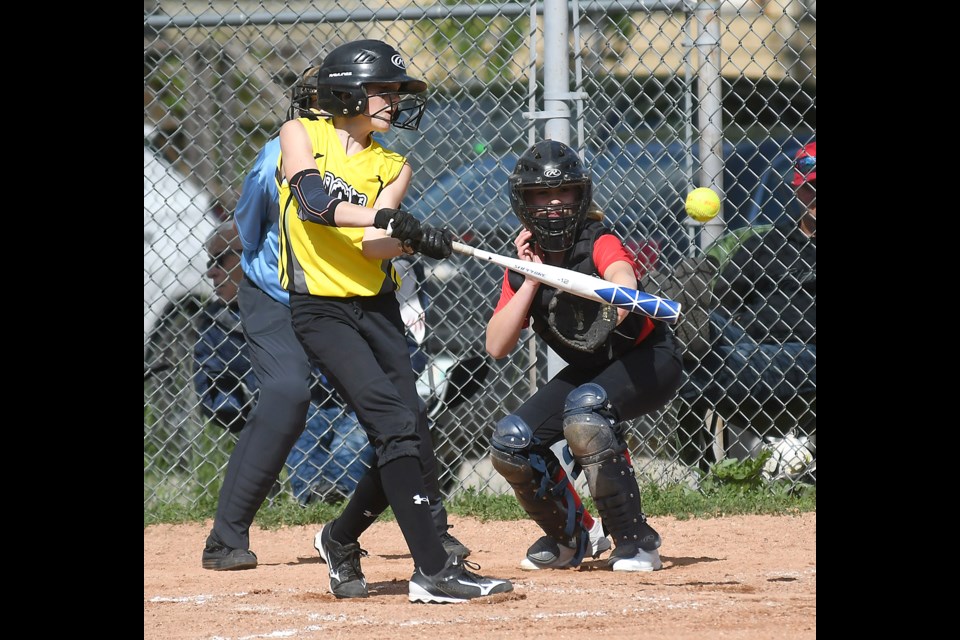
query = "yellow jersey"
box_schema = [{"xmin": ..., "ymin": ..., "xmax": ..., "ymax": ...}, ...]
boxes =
[{"xmin": 278, "ymin": 117, "xmax": 407, "ymax": 297}]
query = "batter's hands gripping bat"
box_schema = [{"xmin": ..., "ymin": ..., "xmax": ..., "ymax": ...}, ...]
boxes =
[{"xmin": 452, "ymin": 241, "xmax": 681, "ymax": 324}]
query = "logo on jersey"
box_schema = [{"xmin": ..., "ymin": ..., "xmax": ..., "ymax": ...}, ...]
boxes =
[
  {"xmin": 412, "ymin": 494, "xmax": 430, "ymax": 505},
  {"xmin": 323, "ymin": 172, "xmax": 369, "ymax": 207}
]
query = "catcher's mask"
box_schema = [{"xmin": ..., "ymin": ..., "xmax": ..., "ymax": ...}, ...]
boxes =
[
  {"xmin": 509, "ymin": 140, "xmax": 593, "ymax": 253},
  {"xmin": 315, "ymin": 39, "xmax": 427, "ymax": 130}
]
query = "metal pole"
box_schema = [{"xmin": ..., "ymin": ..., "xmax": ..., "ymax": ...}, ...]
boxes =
[
  {"xmin": 681, "ymin": 6, "xmax": 699, "ymax": 255},
  {"xmin": 694, "ymin": 1, "xmax": 725, "ymax": 249},
  {"xmin": 542, "ymin": 0, "xmax": 572, "ymax": 380},
  {"xmin": 526, "ymin": 0, "xmax": 540, "ymax": 396},
  {"xmin": 145, "ymin": 2, "xmax": 692, "ymax": 29},
  {"xmin": 542, "ymin": 0, "xmax": 572, "ymax": 145}
]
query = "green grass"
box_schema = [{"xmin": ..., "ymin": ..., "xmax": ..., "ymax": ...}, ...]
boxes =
[{"xmin": 144, "ymin": 457, "xmax": 815, "ymax": 528}]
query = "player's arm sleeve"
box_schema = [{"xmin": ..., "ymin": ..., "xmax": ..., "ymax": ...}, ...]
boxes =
[{"xmin": 289, "ymin": 168, "xmax": 343, "ymax": 226}]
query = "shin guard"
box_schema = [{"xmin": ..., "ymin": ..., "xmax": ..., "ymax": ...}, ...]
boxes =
[
  {"xmin": 563, "ymin": 384, "xmax": 661, "ymax": 552},
  {"xmin": 490, "ymin": 415, "xmax": 588, "ymax": 563}
]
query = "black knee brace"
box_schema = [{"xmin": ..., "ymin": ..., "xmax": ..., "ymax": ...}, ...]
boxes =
[
  {"xmin": 563, "ymin": 383, "xmax": 660, "ymax": 551},
  {"xmin": 490, "ymin": 415, "xmax": 587, "ymax": 560}
]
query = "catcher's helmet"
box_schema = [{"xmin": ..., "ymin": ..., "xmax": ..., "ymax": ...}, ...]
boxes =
[
  {"xmin": 509, "ymin": 140, "xmax": 593, "ymax": 252},
  {"xmin": 315, "ymin": 40, "xmax": 427, "ymax": 130},
  {"xmin": 287, "ymin": 65, "xmax": 321, "ymax": 121}
]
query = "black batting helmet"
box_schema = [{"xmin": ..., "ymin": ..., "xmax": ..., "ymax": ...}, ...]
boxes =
[
  {"xmin": 509, "ymin": 140, "xmax": 593, "ymax": 252},
  {"xmin": 315, "ymin": 40, "xmax": 427, "ymax": 130}
]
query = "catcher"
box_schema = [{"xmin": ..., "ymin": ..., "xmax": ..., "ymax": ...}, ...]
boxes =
[{"xmin": 486, "ymin": 140, "xmax": 684, "ymax": 571}]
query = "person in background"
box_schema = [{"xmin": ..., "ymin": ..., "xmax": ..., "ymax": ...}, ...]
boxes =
[
  {"xmin": 200, "ymin": 64, "xmax": 470, "ymax": 573},
  {"xmin": 194, "ymin": 220, "xmax": 374, "ymax": 503},
  {"xmin": 485, "ymin": 140, "xmax": 684, "ymax": 572}
]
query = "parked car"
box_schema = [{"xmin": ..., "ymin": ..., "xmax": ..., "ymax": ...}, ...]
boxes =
[
  {"xmin": 144, "ymin": 124, "xmax": 220, "ymax": 454},
  {"xmin": 144, "ymin": 125, "xmax": 217, "ymax": 358}
]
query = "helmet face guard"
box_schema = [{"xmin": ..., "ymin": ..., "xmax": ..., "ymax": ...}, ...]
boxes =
[
  {"xmin": 287, "ymin": 78, "xmax": 319, "ymax": 120},
  {"xmin": 509, "ymin": 140, "xmax": 593, "ymax": 252},
  {"xmin": 364, "ymin": 89, "xmax": 426, "ymax": 130},
  {"xmin": 315, "ymin": 40, "xmax": 427, "ymax": 130},
  {"xmin": 286, "ymin": 65, "xmax": 322, "ymax": 121}
]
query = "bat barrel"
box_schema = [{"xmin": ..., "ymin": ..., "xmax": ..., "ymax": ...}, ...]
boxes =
[{"xmin": 593, "ymin": 286, "xmax": 681, "ymax": 324}]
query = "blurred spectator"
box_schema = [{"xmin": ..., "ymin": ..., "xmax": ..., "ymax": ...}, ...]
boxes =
[
  {"xmin": 193, "ymin": 220, "xmax": 374, "ymax": 505},
  {"xmin": 681, "ymin": 141, "xmax": 816, "ymax": 415}
]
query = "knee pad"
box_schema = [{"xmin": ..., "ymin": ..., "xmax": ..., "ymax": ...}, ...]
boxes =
[
  {"xmin": 490, "ymin": 415, "xmax": 543, "ymax": 489},
  {"xmin": 564, "ymin": 382, "xmax": 619, "ymax": 424},
  {"xmin": 490, "ymin": 415, "xmax": 587, "ymax": 560},
  {"xmin": 491, "ymin": 414, "xmax": 534, "ymax": 454},
  {"xmin": 563, "ymin": 384, "xmax": 622, "ymax": 465}
]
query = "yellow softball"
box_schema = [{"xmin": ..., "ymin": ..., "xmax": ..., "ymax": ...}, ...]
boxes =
[{"xmin": 685, "ymin": 187, "xmax": 721, "ymax": 223}]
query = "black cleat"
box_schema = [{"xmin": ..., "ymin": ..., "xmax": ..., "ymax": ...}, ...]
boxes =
[
  {"xmin": 315, "ymin": 521, "xmax": 369, "ymax": 598},
  {"xmin": 201, "ymin": 534, "xmax": 258, "ymax": 571},
  {"xmin": 409, "ymin": 554, "xmax": 513, "ymax": 604}
]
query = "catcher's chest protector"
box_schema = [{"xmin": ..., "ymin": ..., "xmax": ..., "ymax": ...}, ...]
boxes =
[{"xmin": 509, "ymin": 224, "xmax": 649, "ymax": 366}]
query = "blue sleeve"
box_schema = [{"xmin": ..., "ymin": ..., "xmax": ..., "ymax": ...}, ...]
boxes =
[{"xmin": 235, "ymin": 138, "xmax": 281, "ymax": 254}]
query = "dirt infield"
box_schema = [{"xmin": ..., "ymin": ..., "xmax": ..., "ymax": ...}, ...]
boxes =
[{"xmin": 144, "ymin": 513, "xmax": 815, "ymax": 639}]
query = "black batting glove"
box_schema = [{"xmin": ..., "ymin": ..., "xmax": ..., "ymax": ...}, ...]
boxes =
[
  {"xmin": 414, "ymin": 226, "xmax": 454, "ymax": 259},
  {"xmin": 373, "ymin": 208, "xmax": 422, "ymax": 244}
]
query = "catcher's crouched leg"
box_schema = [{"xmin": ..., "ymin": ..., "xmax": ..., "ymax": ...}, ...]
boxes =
[
  {"xmin": 563, "ymin": 383, "xmax": 663, "ymax": 572},
  {"xmin": 490, "ymin": 414, "xmax": 589, "ymax": 570}
]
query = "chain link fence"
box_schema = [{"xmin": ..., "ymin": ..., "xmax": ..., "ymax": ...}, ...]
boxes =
[{"xmin": 144, "ymin": 0, "xmax": 816, "ymax": 510}]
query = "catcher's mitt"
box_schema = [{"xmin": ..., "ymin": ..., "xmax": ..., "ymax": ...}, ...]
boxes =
[{"xmin": 546, "ymin": 292, "xmax": 618, "ymax": 354}]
